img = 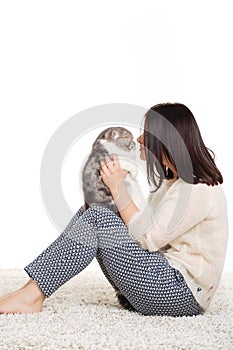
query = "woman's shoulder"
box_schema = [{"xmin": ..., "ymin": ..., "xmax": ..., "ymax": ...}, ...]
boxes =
[
  {"xmin": 166, "ymin": 177, "xmax": 225, "ymax": 200},
  {"xmin": 177, "ymin": 178, "xmax": 227, "ymax": 210},
  {"xmin": 149, "ymin": 177, "xmax": 225, "ymax": 199},
  {"xmin": 172, "ymin": 177, "xmax": 223, "ymax": 190}
]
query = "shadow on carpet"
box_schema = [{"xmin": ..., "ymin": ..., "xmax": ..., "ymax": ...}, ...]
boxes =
[{"xmin": 0, "ymin": 268, "xmax": 233, "ymax": 350}]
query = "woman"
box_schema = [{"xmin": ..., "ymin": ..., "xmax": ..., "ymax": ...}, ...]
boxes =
[{"xmin": 0, "ymin": 103, "xmax": 228, "ymax": 317}]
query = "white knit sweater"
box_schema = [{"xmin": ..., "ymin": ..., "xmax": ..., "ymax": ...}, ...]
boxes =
[{"xmin": 127, "ymin": 178, "xmax": 229, "ymax": 311}]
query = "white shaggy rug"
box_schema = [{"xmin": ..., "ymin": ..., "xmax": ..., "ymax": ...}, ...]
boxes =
[{"xmin": 0, "ymin": 268, "xmax": 233, "ymax": 350}]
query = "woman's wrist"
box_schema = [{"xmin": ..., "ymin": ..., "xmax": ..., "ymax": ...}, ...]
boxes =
[
  {"xmin": 110, "ymin": 181, "xmax": 131, "ymax": 211},
  {"xmin": 110, "ymin": 180, "xmax": 139, "ymax": 224},
  {"xmin": 110, "ymin": 180, "xmax": 126, "ymax": 200}
]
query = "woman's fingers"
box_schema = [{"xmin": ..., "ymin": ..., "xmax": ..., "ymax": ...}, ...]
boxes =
[
  {"xmin": 100, "ymin": 160, "xmax": 111, "ymax": 175},
  {"xmin": 112, "ymin": 154, "xmax": 120, "ymax": 169},
  {"xmin": 100, "ymin": 154, "xmax": 128, "ymax": 189},
  {"xmin": 104, "ymin": 155, "xmax": 116, "ymax": 172},
  {"xmin": 100, "ymin": 154, "xmax": 120, "ymax": 174}
]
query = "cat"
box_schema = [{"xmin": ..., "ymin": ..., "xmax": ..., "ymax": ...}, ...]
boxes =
[
  {"xmin": 82, "ymin": 126, "xmax": 146, "ymax": 213},
  {"xmin": 81, "ymin": 126, "xmax": 146, "ymax": 312}
]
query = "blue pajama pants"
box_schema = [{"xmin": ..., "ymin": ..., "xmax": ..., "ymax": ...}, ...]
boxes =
[{"xmin": 24, "ymin": 205, "xmax": 202, "ymax": 317}]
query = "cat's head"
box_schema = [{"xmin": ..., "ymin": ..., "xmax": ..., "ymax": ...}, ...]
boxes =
[{"xmin": 92, "ymin": 127, "xmax": 136, "ymax": 152}]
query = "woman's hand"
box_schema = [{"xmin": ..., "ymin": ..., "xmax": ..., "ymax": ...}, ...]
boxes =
[
  {"xmin": 100, "ymin": 153, "xmax": 140, "ymax": 223},
  {"xmin": 100, "ymin": 154, "xmax": 128, "ymax": 194}
]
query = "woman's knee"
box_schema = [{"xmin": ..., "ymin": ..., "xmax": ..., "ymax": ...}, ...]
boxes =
[
  {"xmin": 80, "ymin": 205, "xmax": 130, "ymax": 249},
  {"xmin": 87, "ymin": 204, "xmax": 116, "ymax": 215},
  {"xmin": 85, "ymin": 205, "xmax": 124, "ymax": 227}
]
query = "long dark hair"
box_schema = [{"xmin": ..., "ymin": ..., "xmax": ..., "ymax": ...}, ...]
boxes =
[{"xmin": 143, "ymin": 103, "xmax": 223, "ymax": 192}]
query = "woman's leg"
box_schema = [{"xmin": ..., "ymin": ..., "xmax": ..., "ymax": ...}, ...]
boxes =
[
  {"xmin": 44, "ymin": 204, "xmax": 201, "ymax": 317},
  {"xmin": 85, "ymin": 206, "xmax": 203, "ymax": 317},
  {"xmin": 0, "ymin": 205, "xmax": 202, "ymax": 316}
]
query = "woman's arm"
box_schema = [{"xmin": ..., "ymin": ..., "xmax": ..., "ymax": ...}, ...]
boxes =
[
  {"xmin": 110, "ymin": 181, "xmax": 139, "ymax": 225},
  {"xmin": 100, "ymin": 154, "xmax": 140, "ymax": 225}
]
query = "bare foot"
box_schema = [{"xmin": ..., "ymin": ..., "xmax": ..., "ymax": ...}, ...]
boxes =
[{"xmin": 0, "ymin": 278, "xmax": 46, "ymax": 314}]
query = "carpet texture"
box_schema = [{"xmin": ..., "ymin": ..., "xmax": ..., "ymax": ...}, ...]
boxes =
[{"xmin": 0, "ymin": 268, "xmax": 233, "ymax": 350}]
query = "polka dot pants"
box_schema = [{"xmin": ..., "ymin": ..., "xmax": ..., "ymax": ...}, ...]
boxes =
[{"xmin": 24, "ymin": 205, "xmax": 203, "ymax": 317}]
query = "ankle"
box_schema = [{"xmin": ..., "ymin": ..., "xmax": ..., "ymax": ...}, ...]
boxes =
[{"xmin": 21, "ymin": 278, "xmax": 46, "ymax": 303}]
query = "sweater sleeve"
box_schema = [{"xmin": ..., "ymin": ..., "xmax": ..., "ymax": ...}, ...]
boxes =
[{"xmin": 127, "ymin": 180, "xmax": 214, "ymax": 252}]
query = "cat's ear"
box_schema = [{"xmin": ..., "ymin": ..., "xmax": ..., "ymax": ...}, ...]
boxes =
[{"xmin": 111, "ymin": 130, "xmax": 120, "ymax": 139}]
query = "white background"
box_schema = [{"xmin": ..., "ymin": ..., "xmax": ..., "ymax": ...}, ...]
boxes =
[{"xmin": 0, "ymin": 1, "xmax": 232, "ymax": 272}]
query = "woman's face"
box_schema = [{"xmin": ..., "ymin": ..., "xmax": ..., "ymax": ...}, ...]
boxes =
[{"xmin": 136, "ymin": 133, "xmax": 146, "ymax": 160}]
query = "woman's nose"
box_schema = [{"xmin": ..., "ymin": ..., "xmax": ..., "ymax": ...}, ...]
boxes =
[{"xmin": 137, "ymin": 134, "xmax": 144, "ymax": 144}]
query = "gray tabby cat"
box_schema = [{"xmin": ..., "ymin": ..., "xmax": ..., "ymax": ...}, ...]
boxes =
[
  {"xmin": 82, "ymin": 126, "xmax": 144, "ymax": 213},
  {"xmin": 81, "ymin": 126, "xmax": 145, "ymax": 312}
]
